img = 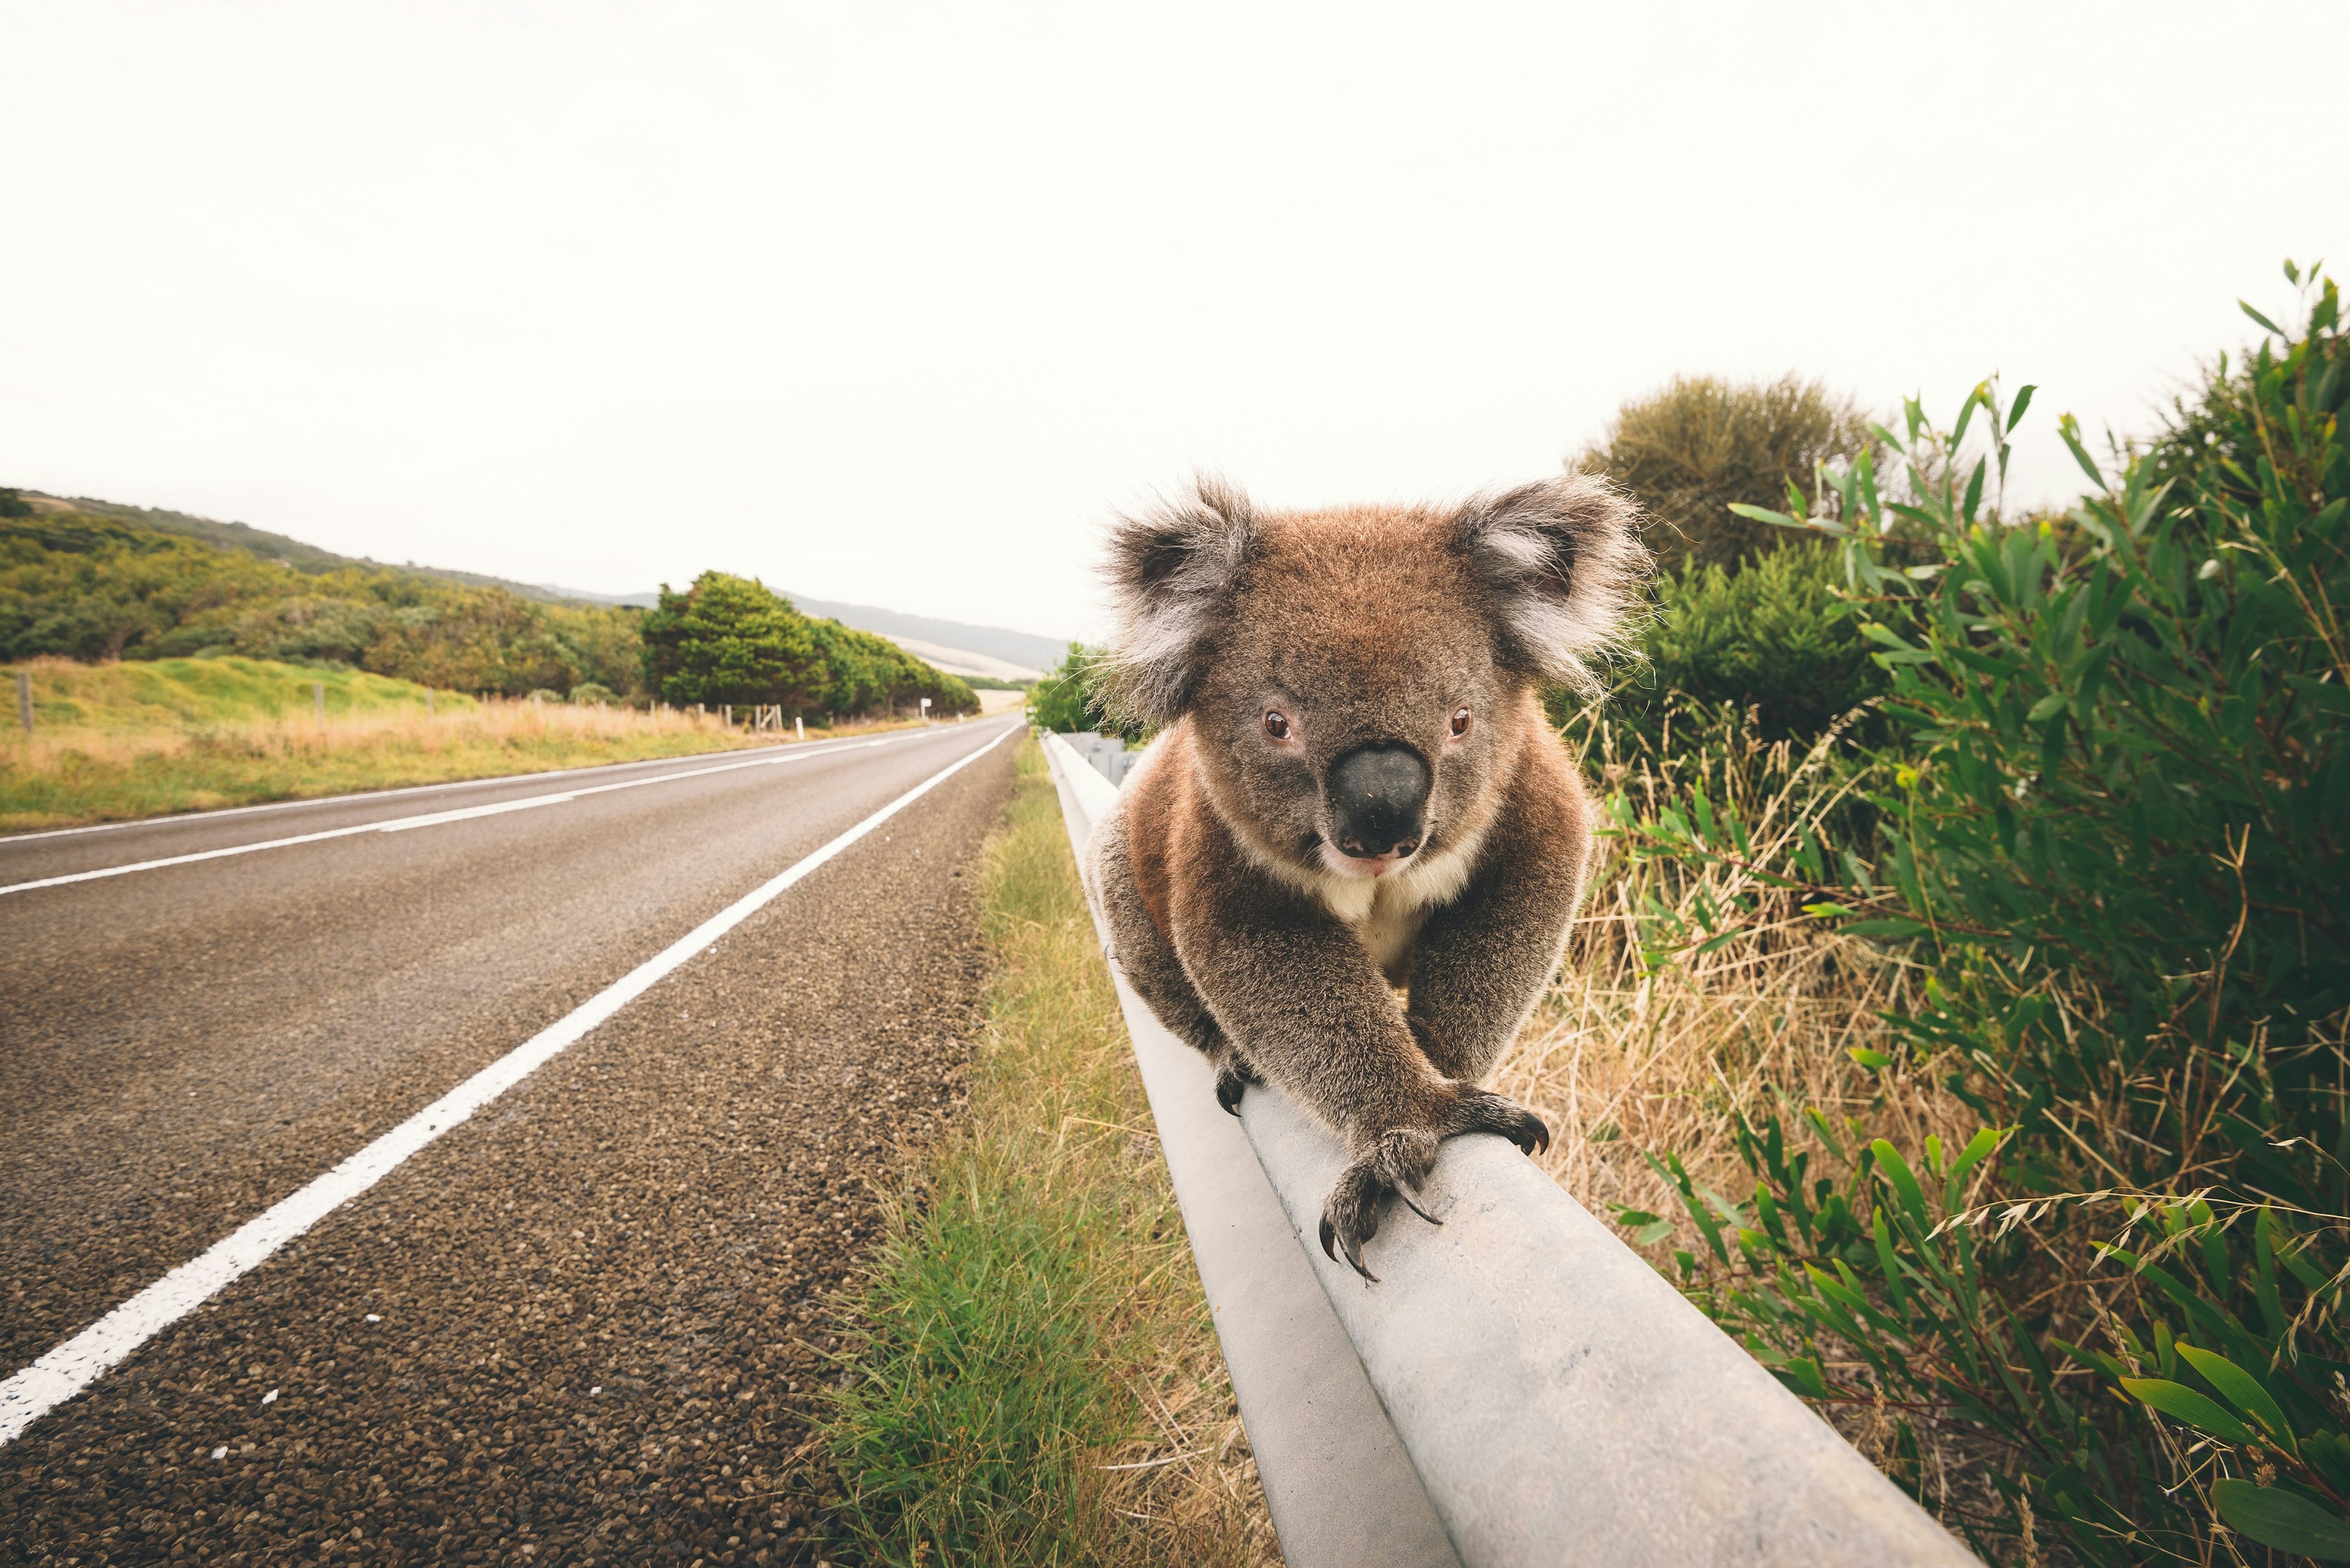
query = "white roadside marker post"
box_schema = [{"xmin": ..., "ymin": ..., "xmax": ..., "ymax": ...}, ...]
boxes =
[{"xmin": 796, "ymin": 715, "xmax": 805, "ymax": 741}]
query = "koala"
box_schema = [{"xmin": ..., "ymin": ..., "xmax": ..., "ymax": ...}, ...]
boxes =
[{"xmin": 1083, "ymin": 474, "xmax": 1649, "ymax": 1279}]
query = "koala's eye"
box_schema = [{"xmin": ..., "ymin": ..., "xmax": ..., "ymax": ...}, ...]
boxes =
[
  {"xmin": 1264, "ymin": 710, "xmax": 1292, "ymax": 741},
  {"xmin": 1450, "ymin": 706, "xmax": 1472, "ymax": 737}
]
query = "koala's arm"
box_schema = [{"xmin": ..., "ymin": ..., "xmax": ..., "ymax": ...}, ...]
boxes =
[
  {"xmin": 1174, "ymin": 812, "xmax": 1551, "ymax": 1275},
  {"xmin": 1171, "ymin": 824, "xmax": 1450, "ymax": 1140},
  {"xmin": 1404, "ymin": 747, "xmax": 1593, "ymax": 1083},
  {"xmin": 1087, "ymin": 796, "xmax": 1229, "ymax": 1062}
]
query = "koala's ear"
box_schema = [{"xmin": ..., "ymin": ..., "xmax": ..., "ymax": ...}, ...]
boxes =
[
  {"xmin": 1454, "ymin": 474, "xmax": 1651, "ymax": 692},
  {"xmin": 1101, "ymin": 475, "xmax": 1258, "ymax": 725}
]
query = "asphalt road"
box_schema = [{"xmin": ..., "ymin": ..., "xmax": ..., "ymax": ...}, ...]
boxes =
[{"xmin": 1, "ymin": 719, "xmax": 1023, "ymax": 1566}]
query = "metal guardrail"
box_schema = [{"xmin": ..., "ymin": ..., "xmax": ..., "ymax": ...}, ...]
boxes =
[
  {"xmin": 1040, "ymin": 730, "xmax": 1980, "ymax": 1568},
  {"xmin": 1057, "ymin": 730, "xmax": 1137, "ymax": 786}
]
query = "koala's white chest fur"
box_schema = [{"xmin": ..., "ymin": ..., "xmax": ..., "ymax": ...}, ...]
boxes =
[{"xmin": 1310, "ymin": 842, "xmax": 1480, "ymax": 984}]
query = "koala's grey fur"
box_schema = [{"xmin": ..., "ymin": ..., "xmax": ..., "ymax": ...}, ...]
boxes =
[{"xmin": 1083, "ymin": 474, "xmax": 1648, "ymax": 1277}]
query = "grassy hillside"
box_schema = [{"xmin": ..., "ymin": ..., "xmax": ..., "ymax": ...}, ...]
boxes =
[
  {"xmin": 1, "ymin": 496, "xmax": 978, "ymax": 723},
  {"xmin": 15, "ymin": 489, "xmax": 1074, "ymax": 674},
  {"xmin": 780, "ymin": 592, "xmax": 1068, "ymax": 676},
  {"xmin": 18, "ymin": 654, "xmax": 466, "ymax": 730},
  {"xmin": 24, "ymin": 490, "xmax": 611, "ymax": 605},
  {"xmin": 0, "ymin": 655, "xmax": 783, "ymax": 831},
  {"xmin": 1, "ymin": 501, "xmax": 647, "ymax": 695}
]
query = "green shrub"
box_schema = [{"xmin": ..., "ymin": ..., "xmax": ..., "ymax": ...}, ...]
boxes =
[
  {"xmin": 1616, "ymin": 544, "xmax": 1887, "ymax": 742},
  {"xmin": 1028, "ymin": 642, "xmax": 1141, "ymax": 739},
  {"xmin": 1612, "ymin": 267, "xmax": 2348, "ymax": 1562},
  {"xmin": 1575, "ymin": 373, "xmax": 1871, "ymax": 573}
]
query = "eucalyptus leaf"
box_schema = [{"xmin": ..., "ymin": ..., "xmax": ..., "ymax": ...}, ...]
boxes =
[{"xmin": 2210, "ymin": 1480, "xmax": 2350, "ymax": 1559}]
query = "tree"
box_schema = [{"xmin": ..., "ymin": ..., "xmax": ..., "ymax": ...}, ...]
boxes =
[
  {"xmin": 1575, "ymin": 374, "xmax": 1870, "ymax": 573},
  {"xmin": 1029, "ymin": 642, "xmax": 1141, "ymax": 739},
  {"xmin": 638, "ymin": 572, "xmax": 824, "ymax": 710}
]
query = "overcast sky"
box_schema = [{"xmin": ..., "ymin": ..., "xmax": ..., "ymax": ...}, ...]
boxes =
[{"xmin": 4, "ymin": 2, "xmax": 2341, "ymax": 641}]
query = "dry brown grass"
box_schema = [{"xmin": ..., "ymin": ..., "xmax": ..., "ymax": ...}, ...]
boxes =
[
  {"xmin": 0, "ymin": 655, "xmax": 936, "ymax": 830},
  {"xmin": 1496, "ymin": 717, "xmax": 1976, "ymax": 1286}
]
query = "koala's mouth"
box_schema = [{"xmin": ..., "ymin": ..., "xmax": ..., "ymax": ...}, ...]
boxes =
[{"xmin": 1307, "ymin": 830, "xmax": 1429, "ymax": 880}]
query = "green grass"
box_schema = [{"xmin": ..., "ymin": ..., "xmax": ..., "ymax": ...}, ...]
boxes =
[
  {"xmin": 13, "ymin": 654, "xmax": 470, "ymax": 728},
  {"xmin": 818, "ymin": 740, "xmax": 1271, "ymax": 1566}
]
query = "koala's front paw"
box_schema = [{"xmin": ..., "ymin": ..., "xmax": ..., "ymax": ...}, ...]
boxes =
[
  {"xmin": 1213, "ymin": 1054, "xmax": 1261, "ymax": 1116},
  {"xmin": 1318, "ymin": 1127, "xmax": 1442, "ymax": 1281},
  {"xmin": 1444, "ymin": 1088, "xmax": 1551, "ymax": 1156},
  {"xmin": 1317, "ymin": 1091, "xmax": 1551, "ymax": 1281}
]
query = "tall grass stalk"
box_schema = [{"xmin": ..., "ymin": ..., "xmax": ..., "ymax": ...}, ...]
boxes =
[
  {"xmin": 1499, "ymin": 705, "xmax": 1970, "ymax": 1222},
  {"xmin": 818, "ymin": 739, "xmax": 1273, "ymax": 1567}
]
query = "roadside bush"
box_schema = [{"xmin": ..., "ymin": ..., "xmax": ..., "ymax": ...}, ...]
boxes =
[
  {"xmin": 1029, "ymin": 642, "xmax": 1141, "ymax": 741},
  {"xmin": 1600, "ymin": 543, "xmax": 1887, "ymax": 744},
  {"xmin": 1607, "ymin": 269, "xmax": 2348, "ymax": 1562},
  {"xmin": 1575, "ymin": 373, "xmax": 1871, "ymax": 573},
  {"xmin": 808, "ymin": 617, "xmax": 980, "ymax": 721}
]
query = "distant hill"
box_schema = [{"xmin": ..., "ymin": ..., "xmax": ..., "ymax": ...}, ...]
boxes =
[
  {"xmin": 21, "ymin": 491, "xmax": 1067, "ymax": 678},
  {"xmin": 772, "ymin": 596, "xmax": 1065, "ymax": 681},
  {"xmin": 544, "ymin": 584, "xmax": 1064, "ymax": 679}
]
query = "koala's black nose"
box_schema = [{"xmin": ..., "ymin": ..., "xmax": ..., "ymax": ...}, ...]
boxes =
[{"xmin": 1326, "ymin": 744, "xmax": 1431, "ymax": 860}]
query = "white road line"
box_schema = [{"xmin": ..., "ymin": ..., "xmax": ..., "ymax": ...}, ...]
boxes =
[
  {"xmin": 0, "ymin": 719, "xmax": 1016, "ymax": 1447},
  {"xmin": 0, "ymin": 744, "xmax": 789, "ymax": 843},
  {"xmin": 0, "ymin": 727, "xmax": 952, "ymax": 895},
  {"xmin": 0, "ymin": 723, "xmax": 953, "ymax": 845}
]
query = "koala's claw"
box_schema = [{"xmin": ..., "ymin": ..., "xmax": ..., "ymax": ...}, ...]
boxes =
[
  {"xmin": 1391, "ymin": 1183, "xmax": 1442, "ymax": 1226},
  {"xmin": 1318, "ymin": 1163, "xmax": 1387, "ymax": 1280},
  {"xmin": 1318, "ymin": 1127, "xmax": 1444, "ymax": 1282},
  {"xmin": 1448, "ymin": 1089, "xmax": 1551, "ymax": 1157},
  {"xmin": 1212, "ymin": 1056, "xmax": 1260, "ymax": 1116}
]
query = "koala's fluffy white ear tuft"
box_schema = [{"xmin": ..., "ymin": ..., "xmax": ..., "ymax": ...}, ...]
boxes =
[
  {"xmin": 1100, "ymin": 476, "xmax": 1258, "ymax": 725},
  {"xmin": 1455, "ymin": 475, "xmax": 1651, "ymax": 692}
]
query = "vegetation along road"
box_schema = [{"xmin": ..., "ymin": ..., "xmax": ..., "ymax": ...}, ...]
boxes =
[{"xmin": 0, "ymin": 716, "xmax": 1023, "ymax": 1564}]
